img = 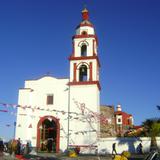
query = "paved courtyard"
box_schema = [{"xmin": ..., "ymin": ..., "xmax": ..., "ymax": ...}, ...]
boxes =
[{"xmin": 1, "ymin": 152, "xmax": 145, "ymax": 160}]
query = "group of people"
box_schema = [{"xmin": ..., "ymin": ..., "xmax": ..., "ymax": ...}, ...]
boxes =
[
  {"xmin": 15, "ymin": 138, "xmax": 30, "ymax": 155},
  {"xmin": 0, "ymin": 138, "xmax": 31, "ymax": 157}
]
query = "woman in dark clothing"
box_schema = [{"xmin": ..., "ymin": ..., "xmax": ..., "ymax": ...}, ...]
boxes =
[
  {"xmin": 16, "ymin": 138, "xmax": 21, "ymax": 155},
  {"xmin": 47, "ymin": 139, "xmax": 53, "ymax": 152},
  {"xmin": 112, "ymin": 143, "xmax": 117, "ymax": 155},
  {"xmin": 0, "ymin": 139, "xmax": 4, "ymax": 157}
]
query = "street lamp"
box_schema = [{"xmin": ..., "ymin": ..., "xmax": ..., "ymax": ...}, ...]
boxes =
[{"xmin": 13, "ymin": 121, "xmax": 16, "ymax": 139}]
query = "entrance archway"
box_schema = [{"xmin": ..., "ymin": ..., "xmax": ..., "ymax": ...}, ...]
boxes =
[{"xmin": 37, "ymin": 116, "xmax": 60, "ymax": 153}]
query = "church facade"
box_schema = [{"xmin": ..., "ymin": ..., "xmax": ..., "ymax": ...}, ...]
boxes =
[
  {"xmin": 15, "ymin": 8, "xmax": 101, "ymax": 153},
  {"xmin": 15, "ymin": 8, "xmax": 134, "ymax": 153}
]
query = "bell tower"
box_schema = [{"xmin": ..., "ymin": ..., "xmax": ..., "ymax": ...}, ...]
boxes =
[
  {"xmin": 69, "ymin": 8, "xmax": 100, "ymax": 86},
  {"xmin": 68, "ymin": 8, "xmax": 101, "ymax": 148}
]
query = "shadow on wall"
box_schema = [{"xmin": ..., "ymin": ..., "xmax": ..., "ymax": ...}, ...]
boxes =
[
  {"xmin": 117, "ymin": 137, "xmax": 141, "ymax": 153},
  {"xmin": 99, "ymin": 148, "xmax": 110, "ymax": 155}
]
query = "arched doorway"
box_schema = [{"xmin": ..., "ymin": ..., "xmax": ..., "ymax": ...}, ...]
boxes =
[{"xmin": 37, "ymin": 116, "xmax": 60, "ymax": 153}]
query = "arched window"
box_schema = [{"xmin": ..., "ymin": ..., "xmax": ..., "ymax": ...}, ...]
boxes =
[
  {"xmin": 79, "ymin": 65, "xmax": 87, "ymax": 81},
  {"xmin": 81, "ymin": 31, "xmax": 87, "ymax": 35},
  {"xmin": 81, "ymin": 44, "xmax": 87, "ymax": 56}
]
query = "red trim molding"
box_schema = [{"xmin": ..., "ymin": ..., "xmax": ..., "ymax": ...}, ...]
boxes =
[
  {"xmin": 37, "ymin": 116, "xmax": 60, "ymax": 153},
  {"xmin": 76, "ymin": 23, "xmax": 94, "ymax": 28},
  {"xmin": 93, "ymin": 39, "xmax": 95, "ymax": 55},
  {"xmin": 69, "ymin": 81, "xmax": 101, "ymax": 90},
  {"xmin": 72, "ymin": 41, "xmax": 75, "ymax": 57},
  {"xmin": 69, "ymin": 55, "xmax": 101, "ymax": 68},
  {"xmin": 73, "ymin": 63, "xmax": 77, "ymax": 82},
  {"xmin": 72, "ymin": 34, "xmax": 98, "ymax": 45},
  {"xmin": 89, "ymin": 62, "xmax": 93, "ymax": 81}
]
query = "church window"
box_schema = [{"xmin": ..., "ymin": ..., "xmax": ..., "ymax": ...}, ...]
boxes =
[
  {"xmin": 81, "ymin": 44, "xmax": 87, "ymax": 56},
  {"xmin": 79, "ymin": 65, "xmax": 87, "ymax": 81},
  {"xmin": 47, "ymin": 94, "xmax": 54, "ymax": 105},
  {"xmin": 81, "ymin": 31, "xmax": 87, "ymax": 35}
]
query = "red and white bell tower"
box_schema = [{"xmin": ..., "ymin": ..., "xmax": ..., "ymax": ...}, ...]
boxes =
[{"xmin": 68, "ymin": 8, "xmax": 101, "ymax": 149}]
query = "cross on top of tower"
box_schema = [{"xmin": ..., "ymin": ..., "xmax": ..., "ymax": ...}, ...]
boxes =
[
  {"xmin": 81, "ymin": 7, "xmax": 89, "ymax": 20},
  {"xmin": 76, "ymin": 7, "xmax": 93, "ymax": 28}
]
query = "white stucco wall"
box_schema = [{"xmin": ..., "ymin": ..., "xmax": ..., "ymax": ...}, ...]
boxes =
[
  {"xmin": 76, "ymin": 26, "xmax": 95, "ymax": 35},
  {"xmin": 16, "ymin": 75, "xmax": 101, "ymax": 152},
  {"xmin": 69, "ymin": 84, "xmax": 100, "ymax": 146},
  {"xmin": 16, "ymin": 76, "xmax": 69, "ymax": 150},
  {"xmin": 97, "ymin": 137, "xmax": 160, "ymax": 154}
]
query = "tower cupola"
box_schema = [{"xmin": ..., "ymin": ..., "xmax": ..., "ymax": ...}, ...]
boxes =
[
  {"xmin": 82, "ymin": 8, "xmax": 89, "ymax": 20},
  {"xmin": 75, "ymin": 7, "xmax": 95, "ymax": 35},
  {"xmin": 117, "ymin": 104, "xmax": 122, "ymax": 111}
]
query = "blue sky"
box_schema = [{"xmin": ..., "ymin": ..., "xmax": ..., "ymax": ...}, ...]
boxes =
[{"xmin": 0, "ymin": 0, "xmax": 160, "ymax": 140}]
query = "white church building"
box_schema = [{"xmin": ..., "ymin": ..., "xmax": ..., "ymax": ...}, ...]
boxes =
[
  {"xmin": 15, "ymin": 8, "xmax": 101, "ymax": 153},
  {"xmin": 15, "ymin": 8, "xmax": 156, "ymax": 155}
]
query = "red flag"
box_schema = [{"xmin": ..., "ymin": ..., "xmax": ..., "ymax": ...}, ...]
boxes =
[{"xmin": 28, "ymin": 124, "xmax": 32, "ymax": 128}]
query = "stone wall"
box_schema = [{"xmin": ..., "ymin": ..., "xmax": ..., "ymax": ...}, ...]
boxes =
[{"xmin": 100, "ymin": 105, "xmax": 116, "ymax": 137}]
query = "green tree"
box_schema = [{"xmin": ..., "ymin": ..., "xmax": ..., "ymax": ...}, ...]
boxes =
[{"xmin": 142, "ymin": 118, "xmax": 160, "ymax": 151}]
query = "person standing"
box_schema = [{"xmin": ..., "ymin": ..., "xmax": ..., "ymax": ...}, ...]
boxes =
[
  {"xmin": 16, "ymin": 138, "xmax": 21, "ymax": 155},
  {"xmin": 47, "ymin": 138, "xmax": 53, "ymax": 152},
  {"xmin": 138, "ymin": 143, "xmax": 143, "ymax": 154},
  {"xmin": 24, "ymin": 142, "xmax": 30, "ymax": 155},
  {"xmin": 112, "ymin": 143, "xmax": 117, "ymax": 155},
  {"xmin": 0, "ymin": 138, "xmax": 4, "ymax": 158}
]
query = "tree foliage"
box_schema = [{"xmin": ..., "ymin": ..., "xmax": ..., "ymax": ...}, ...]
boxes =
[
  {"xmin": 142, "ymin": 118, "xmax": 160, "ymax": 136},
  {"xmin": 142, "ymin": 118, "xmax": 160, "ymax": 151}
]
